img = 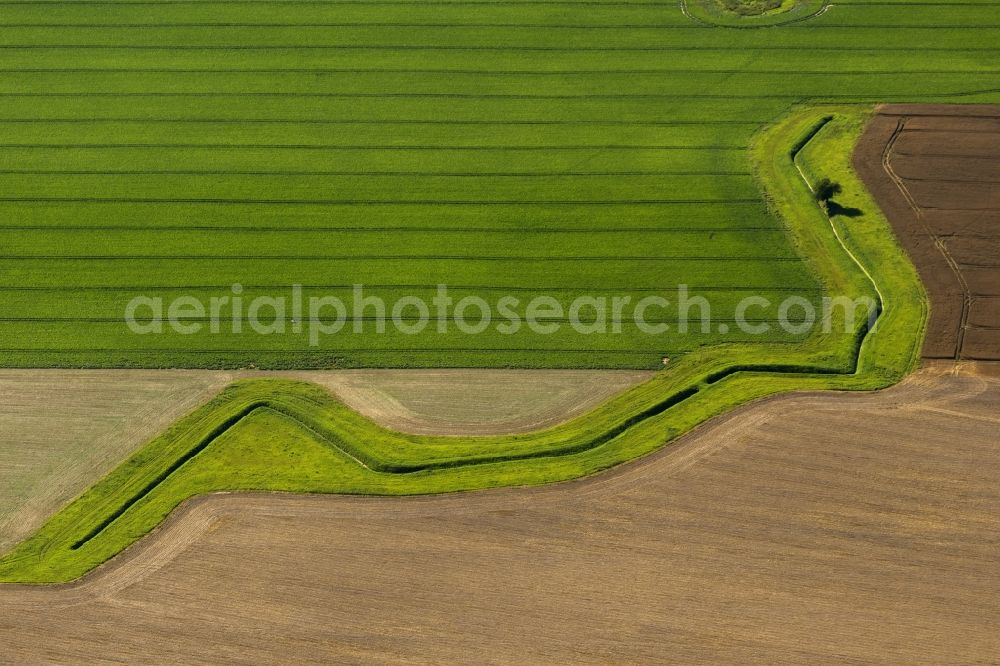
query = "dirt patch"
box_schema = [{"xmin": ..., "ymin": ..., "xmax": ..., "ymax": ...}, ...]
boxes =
[
  {"xmin": 855, "ymin": 104, "xmax": 1000, "ymax": 360},
  {"xmin": 2, "ymin": 365, "xmax": 997, "ymax": 663},
  {"xmin": 277, "ymin": 369, "xmax": 653, "ymax": 436}
]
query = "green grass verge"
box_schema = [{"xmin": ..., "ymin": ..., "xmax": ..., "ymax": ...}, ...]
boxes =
[{"xmin": 0, "ymin": 105, "xmax": 927, "ymax": 584}]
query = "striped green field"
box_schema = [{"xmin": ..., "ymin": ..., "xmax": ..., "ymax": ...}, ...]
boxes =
[{"xmin": 0, "ymin": 0, "xmax": 997, "ymax": 368}]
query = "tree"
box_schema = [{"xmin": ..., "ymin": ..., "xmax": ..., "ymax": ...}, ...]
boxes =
[{"xmin": 813, "ymin": 178, "xmax": 842, "ymax": 205}]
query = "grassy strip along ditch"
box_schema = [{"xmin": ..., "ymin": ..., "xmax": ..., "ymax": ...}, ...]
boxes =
[
  {"xmin": 0, "ymin": 105, "xmax": 928, "ymax": 584},
  {"xmin": 70, "ymin": 384, "xmax": 702, "ymax": 551}
]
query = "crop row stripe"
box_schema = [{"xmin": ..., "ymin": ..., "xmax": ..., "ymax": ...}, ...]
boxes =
[
  {"xmin": 0, "ymin": 226, "xmax": 780, "ymax": 232},
  {"xmin": 3, "ymin": 0, "xmax": 997, "ymax": 5},
  {"xmin": 4, "ymin": 23, "xmax": 1000, "ymax": 28},
  {"xmin": 0, "ymin": 348, "xmax": 786, "ymax": 354},
  {"xmin": 0, "ymin": 198, "xmax": 765, "ymax": 204},
  {"xmin": 0, "ymin": 118, "xmax": 768, "ymax": 124},
  {"xmin": 0, "ymin": 255, "xmax": 802, "ymax": 261},
  {"xmin": 0, "ymin": 144, "xmax": 749, "ymax": 150},
  {"xmin": 0, "ymin": 285, "xmax": 823, "ymax": 292},
  {"xmin": 2, "ymin": 69, "xmax": 998, "ymax": 75},
  {"xmin": 3, "ymin": 45, "xmax": 1000, "ymax": 52},
  {"xmin": 2, "ymin": 90, "xmax": 998, "ymax": 98}
]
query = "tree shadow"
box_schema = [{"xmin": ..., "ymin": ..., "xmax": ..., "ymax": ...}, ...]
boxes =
[{"xmin": 825, "ymin": 200, "xmax": 864, "ymax": 218}]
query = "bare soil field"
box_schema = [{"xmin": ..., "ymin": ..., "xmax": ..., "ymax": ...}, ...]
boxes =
[
  {"xmin": 855, "ymin": 105, "xmax": 1000, "ymax": 360},
  {"xmin": 0, "ymin": 369, "xmax": 649, "ymax": 551},
  {"xmin": 2, "ymin": 364, "xmax": 997, "ymax": 664}
]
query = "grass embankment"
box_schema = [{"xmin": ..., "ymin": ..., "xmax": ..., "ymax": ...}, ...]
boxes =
[{"xmin": 0, "ymin": 106, "xmax": 927, "ymax": 584}]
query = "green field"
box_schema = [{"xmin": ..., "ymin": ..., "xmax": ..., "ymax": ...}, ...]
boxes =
[
  {"xmin": 0, "ymin": 0, "xmax": 996, "ymax": 368},
  {"xmin": 0, "ymin": 104, "xmax": 930, "ymax": 582}
]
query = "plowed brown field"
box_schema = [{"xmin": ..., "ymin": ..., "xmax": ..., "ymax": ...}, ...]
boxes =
[
  {"xmin": 855, "ymin": 105, "xmax": 1000, "ymax": 361},
  {"xmin": 2, "ymin": 364, "xmax": 997, "ymax": 664}
]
